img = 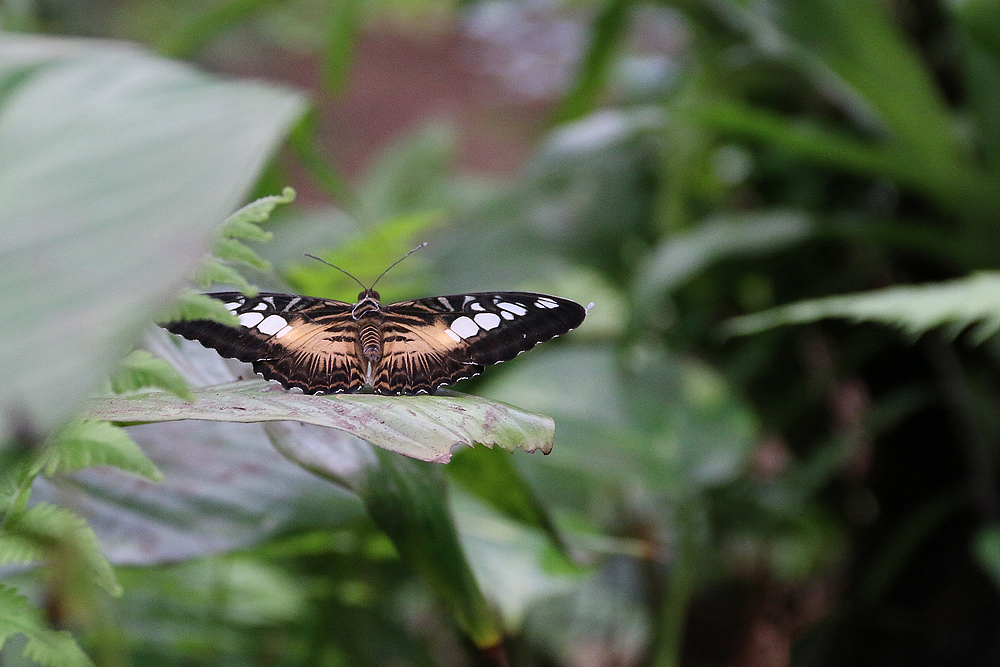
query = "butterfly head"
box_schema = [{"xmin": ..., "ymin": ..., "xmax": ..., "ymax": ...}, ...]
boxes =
[{"xmin": 352, "ymin": 288, "xmax": 383, "ymax": 319}]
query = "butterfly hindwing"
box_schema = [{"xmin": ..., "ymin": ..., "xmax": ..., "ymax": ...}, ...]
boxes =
[{"xmin": 163, "ymin": 290, "xmax": 587, "ymax": 395}]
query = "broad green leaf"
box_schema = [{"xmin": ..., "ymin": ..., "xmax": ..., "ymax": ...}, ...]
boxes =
[
  {"xmin": 157, "ymin": 0, "xmax": 281, "ymax": 58},
  {"xmin": 354, "ymin": 449, "xmax": 502, "ymax": 648},
  {"xmin": 974, "ymin": 524, "xmax": 1000, "ymax": 589},
  {"xmin": 750, "ymin": 0, "xmax": 958, "ymax": 164},
  {"xmin": 553, "ymin": 0, "xmax": 632, "ymax": 123},
  {"xmin": 483, "ymin": 346, "xmax": 758, "ymax": 494},
  {"xmin": 451, "ymin": 487, "xmax": 583, "ymax": 629},
  {"xmin": 447, "ymin": 446, "xmax": 568, "ymax": 554},
  {"xmin": 692, "ymin": 101, "xmax": 994, "ymax": 219},
  {"xmin": 0, "ymin": 584, "xmax": 94, "ymax": 667},
  {"xmin": 264, "ymin": 421, "xmax": 503, "ymax": 648},
  {"xmin": 953, "ymin": 0, "xmax": 1000, "ymax": 59},
  {"xmin": 282, "ymin": 209, "xmax": 442, "ymax": 303},
  {"xmin": 637, "ymin": 210, "xmax": 812, "ymax": 296},
  {"xmin": 354, "ymin": 123, "xmax": 457, "ymax": 225},
  {"xmin": 38, "ymin": 420, "xmax": 162, "ymax": 481},
  {"xmin": 88, "ymin": 380, "xmax": 554, "ymax": 463},
  {"xmin": 725, "ymin": 272, "xmax": 1000, "ymax": 342},
  {"xmin": 0, "ymin": 35, "xmax": 305, "ymax": 444},
  {"xmin": 321, "ymin": 0, "xmax": 362, "ymax": 96}
]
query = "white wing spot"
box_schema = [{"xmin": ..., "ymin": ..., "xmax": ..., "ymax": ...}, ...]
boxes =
[
  {"xmin": 535, "ymin": 297, "xmax": 559, "ymax": 309},
  {"xmin": 257, "ymin": 314, "xmax": 289, "ymax": 336},
  {"xmin": 438, "ymin": 296, "xmax": 452, "ymax": 308},
  {"xmin": 498, "ymin": 302, "xmax": 527, "ymax": 316},
  {"xmin": 474, "ymin": 312, "xmax": 501, "ymax": 330},
  {"xmin": 225, "ymin": 301, "xmax": 242, "ymax": 312},
  {"xmin": 274, "ymin": 324, "xmax": 294, "ymax": 339},
  {"xmin": 238, "ymin": 312, "xmax": 265, "ymax": 328},
  {"xmin": 450, "ymin": 316, "xmax": 480, "ymax": 339},
  {"xmin": 470, "ymin": 302, "xmax": 486, "ymax": 311},
  {"xmin": 444, "ymin": 328, "xmax": 462, "ymax": 343},
  {"xmin": 500, "ymin": 311, "xmax": 514, "ymax": 320},
  {"xmin": 252, "ymin": 302, "xmax": 268, "ymax": 311}
]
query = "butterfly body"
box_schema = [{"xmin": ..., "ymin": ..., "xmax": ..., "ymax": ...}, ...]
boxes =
[{"xmin": 164, "ymin": 289, "xmax": 586, "ymax": 395}]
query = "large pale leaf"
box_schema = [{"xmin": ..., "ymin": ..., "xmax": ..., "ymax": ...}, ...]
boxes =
[
  {"xmin": 0, "ymin": 35, "xmax": 305, "ymax": 443},
  {"xmin": 87, "ymin": 380, "xmax": 554, "ymax": 463},
  {"xmin": 31, "ymin": 420, "xmax": 365, "ymax": 565}
]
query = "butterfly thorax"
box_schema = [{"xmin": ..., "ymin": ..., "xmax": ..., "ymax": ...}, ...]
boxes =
[{"xmin": 352, "ymin": 289, "xmax": 384, "ymax": 364}]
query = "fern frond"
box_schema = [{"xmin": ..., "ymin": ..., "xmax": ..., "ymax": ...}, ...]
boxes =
[{"xmin": 725, "ymin": 272, "xmax": 1000, "ymax": 343}]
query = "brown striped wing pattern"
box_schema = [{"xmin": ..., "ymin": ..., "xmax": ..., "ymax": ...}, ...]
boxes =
[{"xmin": 163, "ymin": 290, "xmax": 587, "ymax": 395}]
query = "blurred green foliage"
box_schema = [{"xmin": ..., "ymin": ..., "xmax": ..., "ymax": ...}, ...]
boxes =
[{"xmin": 2, "ymin": 0, "xmax": 1000, "ymax": 665}]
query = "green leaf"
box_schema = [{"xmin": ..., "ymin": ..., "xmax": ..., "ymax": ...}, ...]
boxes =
[
  {"xmin": 483, "ymin": 346, "xmax": 758, "ymax": 493},
  {"xmin": 262, "ymin": 421, "xmax": 502, "ymax": 646},
  {"xmin": 553, "ymin": 0, "xmax": 632, "ymax": 123},
  {"xmin": 4, "ymin": 502, "xmax": 121, "ymax": 597},
  {"xmin": 974, "ymin": 524, "xmax": 1000, "ymax": 589},
  {"xmin": 87, "ymin": 380, "xmax": 554, "ymax": 463},
  {"xmin": 110, "ymin": 350, "xmax": 194, "ymax": 401},
  {"xmin": 220, "ymin": 187, "xmax": 294, "ymax": 237},
  {"xmin": 725, "ymin": 272, "xmax": 1000, "ymax": 342},
  {"xmin": 693, "ymin": 101, "xmax": 990, "ymax": 217},
  {"xmin": 354, "ymin": 123, "xmax": 457, "ymax": 225},
  {"xmin": 321, "ymin": 0, "xmax": 362, "ymax": 96},
  {"xmin": 283, "ymin": 209, "xmax": 442, "ymax": 301},
  {"xmin": 212, "ymin": 238, "xmax": 273, "ymax": 272},
  {"xmin": 757, "ymin": 0, "xmax": 958, "ymax": 164},
  {"xmin": 187, "ymin": 188, "xmax": 295, "ymax": 291},
  {"xmin": 447, "ymin": 446, "xmax": 568, "ymax": 553},
  {"xmin": 157, "ymin": 292, "xmax": 240, "ymax": 328},
  {"xmin": 637, "ymin": 210, "xmax": 812, "ymax": 296},
  {"xmin": 39, "ymin": 420, "xmax": 162, "ymax": 481},
  {"xmin": 0, "ymin": 35, "xmax": 305, "ymax": 444},
  {"xmin": 190, "ymin": 259, "xmax": 255, "ymax": 293},
  {"xmin": 0, "ymin": 584, "xmax": 94, "ymax": 667},
  {"xmin": 354, "ymin": 450, "xmax": 501, "ymax": 647},
  {"xmin": 157, "ymin": 0, "xmax": 283, "ymax": 59},
  {"xmin": 450, "ymin": 487, "xmax": 584, "ymax": 629}
]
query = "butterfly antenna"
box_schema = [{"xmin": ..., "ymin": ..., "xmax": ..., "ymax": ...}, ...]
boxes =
[
  {"xmin": 303, "ymin": 254, "xmax": 367, "ymax": 291},
  {"xmin": 370, "ymin": 242, "xmax": 428, "ymax": 290}
]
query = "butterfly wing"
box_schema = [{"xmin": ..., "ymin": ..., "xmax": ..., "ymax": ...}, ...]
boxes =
[
  {"xmin": 372, "ymin": 292, "xmax": 587, "ymax": 395},
  {"xmin": 163, "ymin": 292, "xmax": 366, "ymax": 394}
]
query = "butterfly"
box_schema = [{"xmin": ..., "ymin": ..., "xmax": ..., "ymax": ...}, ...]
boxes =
[{"xmin": 162, "ymin": 248, "xmax": 587, "ymax": 395}]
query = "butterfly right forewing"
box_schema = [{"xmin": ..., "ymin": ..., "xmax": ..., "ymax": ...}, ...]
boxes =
[{"xmin": 370, "ymin": 292, "xmax": 586, "ymax": 394}]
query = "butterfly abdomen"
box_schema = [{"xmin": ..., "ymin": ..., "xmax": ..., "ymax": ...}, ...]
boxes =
[
  {"xmin": 351, "ymin": 290, "xmax": 384, "ymax": 364},
  {"xmin": 357, "ymin": 320, "xmax": 383, "ymax": 363}
]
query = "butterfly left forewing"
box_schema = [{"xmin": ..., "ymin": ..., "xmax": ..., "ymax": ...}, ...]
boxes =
[
  {"xmin": 371, "ymin": 292, "xmax": 586, "ymax": 394},
  {"xmin": 163, "ymin": 292, "xmax": 366, "ymax": 393}
]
